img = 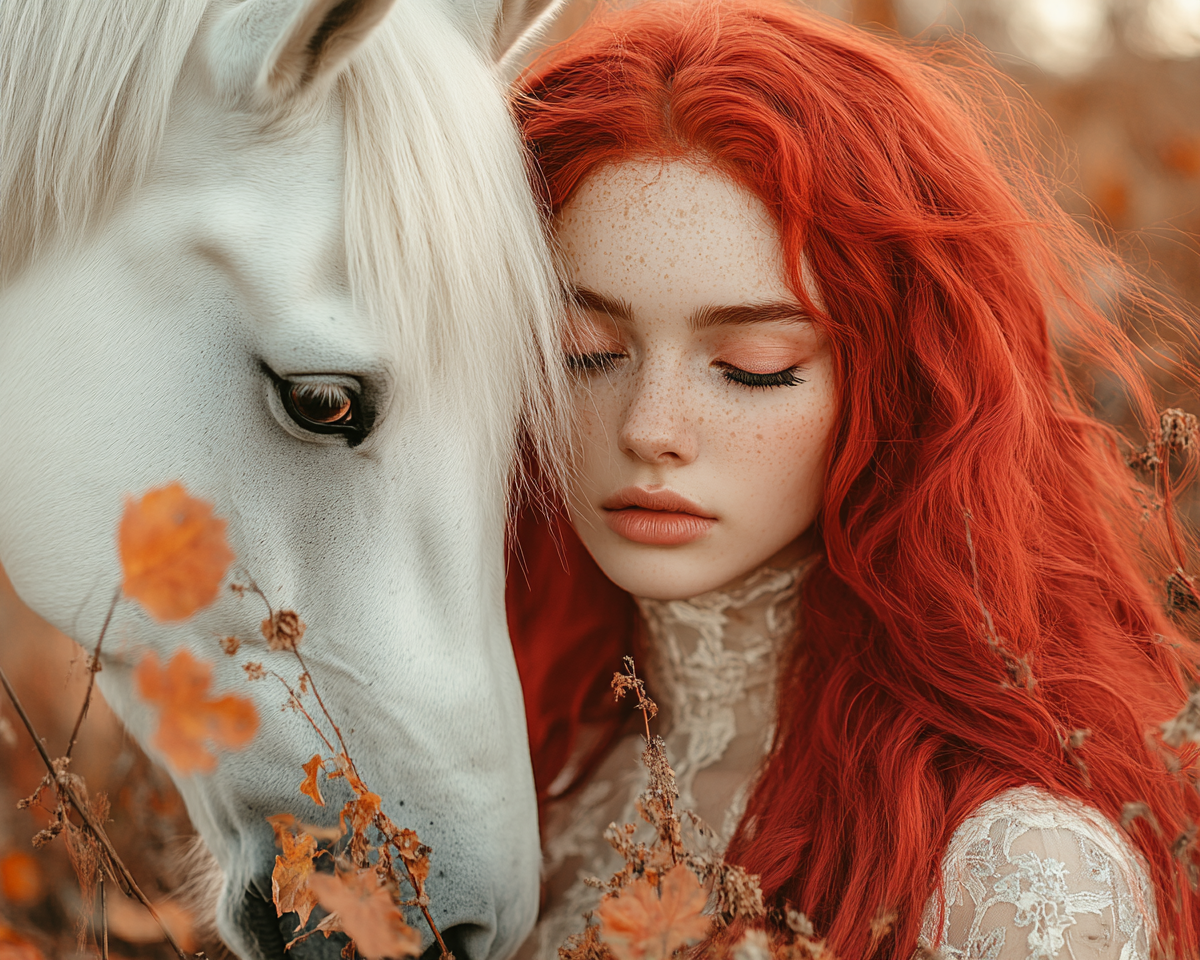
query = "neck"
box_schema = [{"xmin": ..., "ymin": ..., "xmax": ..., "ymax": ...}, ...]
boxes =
[{"xmin": 633, "ymin": 551, "xmax": 817, "ymax": 840}]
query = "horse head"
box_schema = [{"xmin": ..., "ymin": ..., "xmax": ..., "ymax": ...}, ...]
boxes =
[{"xmin": 0, "ymin": 1, "xmax": 566, "ymax": 956}]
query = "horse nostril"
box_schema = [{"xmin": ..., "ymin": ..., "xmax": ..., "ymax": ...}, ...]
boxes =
[
  {"xmin": 234, "ymin": 883, "xmax": 289, "ymax": 958},
  {"xmin": 420, "ymin": 924, "xmax": 483, "ymax": 960}
]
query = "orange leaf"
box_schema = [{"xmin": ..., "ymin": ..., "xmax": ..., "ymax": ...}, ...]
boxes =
[
  {"xmin": 268, "ymin": 814, "xmax": 320, "ymax": 928},
  {"xmin": 0, "ymin": 852, "xmax": 41, "ymax": 905},
  {"xmin": 597, "ymin": 864, "xmax": 710, "ymax": 960},
  {"xmin": 341, "ymin": 792, "xmax": 382, "ymax": 837},
  {"xmin": 301, "ymin": 754, "xmax": 326, "ymax": 807},
  {"xmin": 341, "ymin": 791, "xmax": 382, "ymax": 864},
  {"xmin": 135, "ymin": 650, "xmax": 259, "ymax": 774},
  {"xmin": 0, "ymin": 924, "xmax": 46, "ymax": 960},
  {"xmin": 119, "ymin": 482, "xmax": 234, "ymax": 621},
  {"xmin": 331, "ymin": 752, "xmax": 371, "ymax": 796},
  {"xmin": 309, "ymin": 871, "xmax": 421, "ymax": 960},
  {"xmin": 394, "ymin": 829, "xmax": 430, "ymax": 892}
]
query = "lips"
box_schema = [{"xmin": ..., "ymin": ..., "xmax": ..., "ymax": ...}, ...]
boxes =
[{"xmin": 601, "ymin": 488, "xmax": 716, "ymax": 546}]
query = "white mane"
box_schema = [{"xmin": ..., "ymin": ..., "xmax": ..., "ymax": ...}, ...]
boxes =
[
  {"xmin": 342, "ymin": 10, "xmax": 566, "ymax": 480},
  {"xmin": 0, "ymin": 0, "xmax": 210, "ymax": 283},
  {"xmin": 0, "ymin": 0, "xmax": 566, "ymax": 483}
]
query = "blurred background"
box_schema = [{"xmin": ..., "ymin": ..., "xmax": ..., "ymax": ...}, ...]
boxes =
[{"xmin": 3, "ymin": 0, "xmax": 1200, "ymax": 956}]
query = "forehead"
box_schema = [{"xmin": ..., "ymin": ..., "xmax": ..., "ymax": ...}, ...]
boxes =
[{"xmin": 555, "ymin": 159, "xmax": 794, "ymax": 314}]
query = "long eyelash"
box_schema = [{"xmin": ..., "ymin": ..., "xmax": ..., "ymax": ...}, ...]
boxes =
[
  {"xmin": 716, "ymin": 363, "xmax": 805, "ymax": 389},
  {"xmin": 567, "ymin": 352, "xmax": 624, "ymax": 374}
]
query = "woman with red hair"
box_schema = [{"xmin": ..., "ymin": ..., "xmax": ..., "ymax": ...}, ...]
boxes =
[{"xmin": 506, "ymin": 2, "xmax": 1200, "ymax": 957}]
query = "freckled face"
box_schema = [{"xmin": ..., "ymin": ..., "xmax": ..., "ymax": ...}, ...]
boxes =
[{"xmin": 557, "ymin": 160, "xmax": 836, "ymax": 601}]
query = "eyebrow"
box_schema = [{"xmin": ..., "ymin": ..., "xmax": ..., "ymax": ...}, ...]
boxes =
[
  {"xmin": 569, "ymin": 286, "xmax": 810, "ymax": 331},
  {"xmin": 689, "ymin": 302, "xmax": 811, "ymax": 330}
]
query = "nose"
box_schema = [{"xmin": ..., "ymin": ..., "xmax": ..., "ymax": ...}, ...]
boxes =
[
  {"xmin": 239, "ymin": 882, "xmax": 491, "ymax": 960},
  {"xmin": 618, "ymin": 362, "xmax": 698, "ymax": 465}
]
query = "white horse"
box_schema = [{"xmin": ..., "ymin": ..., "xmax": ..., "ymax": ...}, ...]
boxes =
[{"xmin": 0, "ymin": 1, "xmax": 567, "ymax": 957}]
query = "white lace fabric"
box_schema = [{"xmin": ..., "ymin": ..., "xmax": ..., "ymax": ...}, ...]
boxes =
[
  {"xmin": 921, "ymin": 787, "xmax": 1155, "ymax": 960},
  {"xmin": 636, "ymin": 559, "xmax": 808, "ymax": 836},
  {"xmin": 517, "ymin": 558, "xmax": 1158, "ymax": 960}
]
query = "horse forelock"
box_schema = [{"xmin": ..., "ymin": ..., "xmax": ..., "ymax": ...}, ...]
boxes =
[
  {"xmin": 0, "ymin": 0, "xmax": 568, "ymax": 500},
  {"xmin": 340, "ymin": 10, "xmax": 568, "ymax": 492}
]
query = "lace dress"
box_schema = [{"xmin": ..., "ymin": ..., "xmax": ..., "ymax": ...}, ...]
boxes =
[
  {"xmin": 517, "ymin": 558, "xmax": 1156, "ymax": 960},
  {"xmin": 920, "ymin": 788, "xmax": 1154, "ymax": 959}
]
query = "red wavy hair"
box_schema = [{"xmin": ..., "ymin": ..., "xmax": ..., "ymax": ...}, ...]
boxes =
[{"xmin": 506, "ymin": 2, "xmax": 1200, "ymax": 956}]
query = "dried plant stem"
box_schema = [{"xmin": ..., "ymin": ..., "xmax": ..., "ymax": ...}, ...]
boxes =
[
  {"xmin": 267, "ymin": 669, "xmax": 337, "ymax": 756},
  {"xmin": 373, "ymin": 818, "xmax": 453, "ymax": 959},
  {"xmin": 0, "ymin": 665, "xmax": 196, "ymax": 960},
  {"xmin": 963, "ymin": 510, "xmax": 1034, "ymax": 691},
  {"xmin": 99, "ymin": 871, "xmax": 109, "ymax": 960},
  {"xmin": 294, "ymin": 648, "xmax": 355, "ymax": 767},
  {"xmin": 1158, "ymin": 456, "xmax": 1200, "ymax": 611},
  {"xmin": 240, "ymin": 578, "xmax": 451, "ymax": 956},
  {"xmin": 243, "ymin": 581, "xmax": 353, "ymax": 767},
  {"xmin": 962, "ymin": 510, "xmax": 1001, "ymax": 646},
  {"xmin": 614, "ymin": 656, "xmax": 656, "ymax": 742},
  {"xmin": 66, "ymin": 587, "xmax": 121, "ymax": 759},
  {"xmin": 410, "ymin": 878, "xmax": 451, "ymax": 959}
]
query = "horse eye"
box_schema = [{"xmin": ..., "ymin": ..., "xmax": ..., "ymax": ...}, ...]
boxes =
[
  {"xmin": 275, "ymin": 376, "xmax": 369, "ymax": 445},
  {"xmin": 289, "ymin": 382, "xmax": 353, "ymax": 425}
]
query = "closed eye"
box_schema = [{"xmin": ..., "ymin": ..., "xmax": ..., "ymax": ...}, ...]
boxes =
[
  {"xmin": 567, "ymin": 352, "xmax": 625, "ymax": 375},
  {"xmin": 714, "ymin": 362, "xmax": 805, "ymax": 389}
]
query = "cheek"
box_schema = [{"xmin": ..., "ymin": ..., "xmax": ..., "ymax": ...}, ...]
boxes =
[{"xmin": 711, "ymin": 391, "xmax": 835, "ymax": 515}]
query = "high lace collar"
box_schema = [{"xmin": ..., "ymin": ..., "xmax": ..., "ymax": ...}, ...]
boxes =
[{"xmin": 634, "ymin": 553, "xmax": 817, "ymax": 839}]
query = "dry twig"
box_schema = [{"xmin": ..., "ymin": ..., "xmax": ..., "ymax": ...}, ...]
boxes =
[
  {"xmin": 0, "ymin": 664, "xmax": 199, "ymax": 960},
  {"xmin": 962, "ymin": 510, "xmax": 1035, "ymax": 691},
  {"xmin": 65, "ymin": 587, "xmax": 121, "ymax": 759},
  {"xmin": 233, "ymin": 577, "xmax": 451, "ymax": 959}
]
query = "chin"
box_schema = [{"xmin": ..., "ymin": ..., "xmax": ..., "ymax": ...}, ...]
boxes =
[{"xmin": 592, "ymin": 547, "xmax": 746, "ymax": 601}]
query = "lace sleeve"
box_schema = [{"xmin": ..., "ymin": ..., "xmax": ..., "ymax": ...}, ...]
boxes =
[{"xmin": 920, "ymin": 787, "xmax": 1155, "ymax": 960}]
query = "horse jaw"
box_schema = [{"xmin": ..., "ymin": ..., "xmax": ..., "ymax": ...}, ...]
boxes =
[{"xmin": 0, "ymin": 1, "xmax": 558, "ymax": 957}]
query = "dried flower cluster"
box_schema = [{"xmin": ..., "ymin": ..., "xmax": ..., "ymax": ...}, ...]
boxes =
[
  {"xmin": 217, "ymin": 578, "xmax": 445, "ymax": 960},
  {"xmin": 1166, "ymin": 570, "xmax": 1200, "ymax": 614},
  {"xmin": 262, "ymin": 608, "xmax": 307, "ymax": 651},
  {"xmin": 559, "ymin": 657, "xmax": 789, "ymax": 960},
  {"xmin": 1127, "ymin": 408, "xmax": 1200, "ymax": 472}
]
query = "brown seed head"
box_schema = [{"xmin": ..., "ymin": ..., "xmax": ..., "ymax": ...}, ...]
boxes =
[
  {"xmin": 1161, "ymin": 408, "xmax": 1199, "ymax": 456},
  {"xmin": 262, "ymin": 610, "xmax": 306, "ymax": 652}
]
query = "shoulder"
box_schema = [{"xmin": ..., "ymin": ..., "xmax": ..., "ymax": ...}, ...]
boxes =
[{"xmin": 921, "ymin": 786, "xmax": 1155, "ymax": 960}]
